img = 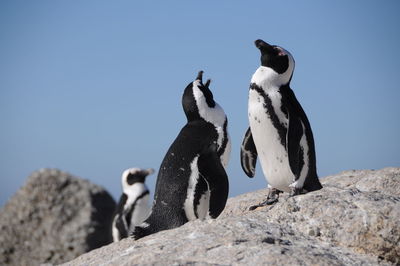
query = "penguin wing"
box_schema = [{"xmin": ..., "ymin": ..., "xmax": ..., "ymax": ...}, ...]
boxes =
[
  {"xmin": 287, "ymin": 110, "xmax": 303, "ymax": 180},
  {"xmin": 198, "ymin": 143, "xmax": 229, "ymax": 219},
  {"xmin": 283, "ymin": 86, "xmax": 306, "ymax": 180},
  {"xmin": 114, "ymin": 193, "xmax": 129, "ymax": 240},
  {"xmin": 240, "ymin": 127, "xmax": 258, "ymax": 178}
]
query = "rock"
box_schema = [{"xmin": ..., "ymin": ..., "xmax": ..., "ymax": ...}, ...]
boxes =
[
  {"xmin": 63, "ymin": 217, "xmax": 390, "ymax": 266},
  {"xmin": 322, "ymin": 168, "xmax": 400, "ymax": 197},
  {"xmin": 64, "ymin": 168, "xmax": 399, "ymax": 265},
  {"xmin": 223, "ymin": 168, "xmax": 400, "ymax": 264},
  {"xmin": 0, "ymin": 168, "xmax": 116, "ymax": 265}
]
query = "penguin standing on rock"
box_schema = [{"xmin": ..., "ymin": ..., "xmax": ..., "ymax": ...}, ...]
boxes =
[
  {"xmin": 112, "ymin": 168, "xmax": 154, "ymax": 242},
  {"xmin": 241, "ymin": 39, "xmax": 322, "ymax": 210},
  {"xmin": 132, "ymin": 71, "xmax": 231, "ymax": 240}
]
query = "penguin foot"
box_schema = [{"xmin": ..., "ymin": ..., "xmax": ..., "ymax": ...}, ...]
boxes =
[
  {"xmin": 249, "ymin": 188, "xmax": 281, "ymax": 210},
  {"xmin": 248, "ymin": 198, "xmax": 278, "ymax": 210},
  {"xmin": 289, "ymin": 187, "xmax": 306, "ymax": 197}
]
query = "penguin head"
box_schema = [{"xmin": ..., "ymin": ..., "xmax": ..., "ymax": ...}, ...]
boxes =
[
  {"xmin": 254, "ymin": 39, "xmax": 295, "ymax": 86},
  {"xmin": 121, "ymin": 168, "xmax": 154, "ymax": 192},
  {"xmin": 182, "ymin": 71, "xmax": 226, "ymax": 126}
]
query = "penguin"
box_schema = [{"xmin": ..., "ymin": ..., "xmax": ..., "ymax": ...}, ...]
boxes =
[
  {"xmin": 132, "ymin": 71, "xmax": 231, "ymax": 240},
  {"xmin": 240, "ymin": 39, "xmax": 322, "ymax": 210},
  {"xmin": 112, "ymin": 168, "xmax": 154, "ymax": 242}
]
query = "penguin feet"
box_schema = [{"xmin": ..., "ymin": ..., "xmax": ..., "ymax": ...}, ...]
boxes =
[{"xmin": 249, "ymin": 188, "xmax": 282, "ymax": 210}]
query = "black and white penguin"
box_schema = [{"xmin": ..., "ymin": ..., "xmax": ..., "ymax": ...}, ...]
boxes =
[
  {"xmin": 241, "ymin": 39, "xmax": 322, "ymax": 209},
  {"xmin": 112, "ymin": 168, "xmax": 154, "ymax": 242},
  {"xmin": 132, "ymin": 71, "xmax": 230, "ymax": 240}
]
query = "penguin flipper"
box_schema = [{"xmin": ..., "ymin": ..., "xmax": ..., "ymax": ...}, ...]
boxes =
[
  {"xmin": 113, "ymin": 193, "xmax": 129, "ymax": 241},
  {"xmin": 131, "ymin": 209, "xmax": 188, "ymax": 240},
  {"xmin": 198, "ymin": 143, "xmax": 229, "ymax": 219},
  {"xmin": 280, "ymin": 85, "xmax": 305, "ymax": 181},
  {"xmin": 287, "ymin": 110, "xmax": 303, "ymax": 180},
  {"xmin": 240, "ymin": 127, "xmax": 258, "ymax": 178}
]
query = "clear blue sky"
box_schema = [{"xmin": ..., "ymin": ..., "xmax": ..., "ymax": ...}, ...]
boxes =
[{"xmin": 1, "ymin": 1, "xmax": 399, "ymax": 207}]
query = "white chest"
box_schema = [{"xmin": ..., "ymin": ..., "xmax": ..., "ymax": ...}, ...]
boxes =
[
  {"xmin": 215, "ymin": 124, "xmax": 231, "ymax": 169},
  {"xmin": 124, "ymin": 184, "xmax": 150, "ymax": 226},
  {"xmin": 130, "ymin": 194, "xmax": 150, "ymax": 226},
  {"xmin": 184, "ymin": 156, "xmax": 210, "ymax": 221},
  {"xmin": 248, "ymin": 89, "xmax": 294, "ymax": 192}
]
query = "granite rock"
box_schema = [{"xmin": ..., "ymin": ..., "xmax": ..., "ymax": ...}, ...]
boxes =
[
  {"xmin": 65, "ymin": 168, "xmax": 399, "ymax": 265},
  {"xmin": 64, "ymin": 216, "xmax": 390, "ymax": 266},
  {"xmin": 0, "ymin": 168, "xmax": 116, "ymax": 265}
]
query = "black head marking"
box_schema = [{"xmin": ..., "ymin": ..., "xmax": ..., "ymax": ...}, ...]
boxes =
[
  {"xmin": 125, "ymin": 169, "xmax": 154, "ymax": 185},
  {"xmin": 182, "ymin": 83, "xmax": 201, "ymax": 121},
  {"xmin": 126, "ymin": 172, "xmax": 146, "ymax": 185},
  {"xmin": 255, "ymin": 39, "xmax": 289, "ymax": 74},
  {"xmin": 182, "ymin": 71, "xmax": 216, "ymax": 121},
  {"xmin": 195, "ymin": 71, "xmax": 215, "ymax": 108}
]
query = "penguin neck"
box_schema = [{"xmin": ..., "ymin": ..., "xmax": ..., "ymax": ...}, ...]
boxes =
[
  {"xmin": 192, "ymin": 85, "xmax": 226, "ymax": 129},
  {"xmin": 123, "ymin": 183, "xmax": 148, "ymax": 203},
  {"xmin": 251, "ymin": 66, "xmax": 290, "ymax": 90}
]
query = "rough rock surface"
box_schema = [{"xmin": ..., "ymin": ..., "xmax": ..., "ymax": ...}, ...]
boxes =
[
  {"xmin": 223, "ymin": 168, "xmax": 400, "ymax": 264},
  {"xmin": 65, "ymin": 168, "xmax": 399, "ymax": 265},
  {"xmin": 0, "ymin": 168, "xmax": 116, "ymax": 265}
]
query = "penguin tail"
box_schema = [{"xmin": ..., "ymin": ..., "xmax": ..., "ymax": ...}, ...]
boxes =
[
  {"xmin": 304, "ymin": 175, "xmax": 323, "ymax": 192},
  {"xmin": 131, "ymin": 223, "xmax": 152, "ymax": 240}
]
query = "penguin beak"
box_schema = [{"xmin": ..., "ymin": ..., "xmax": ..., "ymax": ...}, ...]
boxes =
[
  {"xmin": 255, "ymin": 39, "xmax": 275, "ymax": 53},
  {"xmin": 204, "ymin": 79, "xmax": 211, "ymax": 88},
  {"xmin": 146, "ymin": 168, "xmax": 155, "ymax": 176},
  {"xmin": 196, "ymin": 71, "xmax": 204, "ymax": 82}
]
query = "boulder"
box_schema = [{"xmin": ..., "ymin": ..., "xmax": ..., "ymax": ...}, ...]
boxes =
[
  {"xmin": 223, "ymin": 168, "xmax": 400, "ymax": 263},
  {"xmin": 0, "ymin": 168, "xmax": 116, "ymax": 265},
  {"xmin": 64, "ymin": 168, "xmax": 399, "ymax": 265}
]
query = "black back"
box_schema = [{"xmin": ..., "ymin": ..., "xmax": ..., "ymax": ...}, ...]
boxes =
[
  {"xmin": 151, "ymin": 119, "xmax": 218, "ymax": 221},
  {"xmin": 133, "ymin": 72, "xmax": 229, "ymax": 239},
  {"xmin": 280, "ymin": 84, "xmax": 322, "ymax": 191}
]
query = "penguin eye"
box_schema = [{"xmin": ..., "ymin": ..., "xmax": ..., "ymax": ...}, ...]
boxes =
[
  {"xmin": 126, "ymin": 173, "xmax": 145, "ymax": 185},
  {"xmin": 126, "ymin": 174, "xmax": 136, "ymax": 185},
  {"xmin": 274, "ymin": 47, "xmax": 286, "ymax": 56}
]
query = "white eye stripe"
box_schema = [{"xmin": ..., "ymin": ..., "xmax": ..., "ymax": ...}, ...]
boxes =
[
  {"xmin": 251, "ymin": 48, "xmax": 295, "ymax": 88},
  {"xmin": 192, "ymin": 81, "xmax": 226, "ymax": 128}
]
